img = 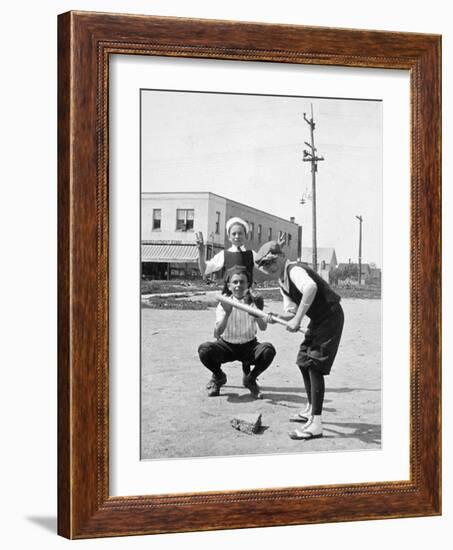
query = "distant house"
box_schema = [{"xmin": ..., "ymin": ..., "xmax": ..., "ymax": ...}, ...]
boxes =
[
  {"xmin": 360, "ymin": 264, "xmax": 372, "ymax": 281},
  {"xmin": 299, "ymin": 247, "xmax": 338, "ymax": 282},
  {"xmin": 367, "ymin": 263, "xmax": 382, "ymax": 285},
  {"xmin": 337, "ymin": 262, "xmax": 371, "ymax": 279},
  {"xmin": 336, "ymin": 262, "xmax": 381, "ymax": 286}
]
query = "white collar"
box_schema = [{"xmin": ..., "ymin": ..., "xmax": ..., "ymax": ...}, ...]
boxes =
[{"xmin": 228, "ymin": 245, "xmax": 246, "ymax": 252}]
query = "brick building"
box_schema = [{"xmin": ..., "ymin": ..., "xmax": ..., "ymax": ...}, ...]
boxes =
[{"xmin": 142, "ymin": 191, "xmax": 301, "ymax": 279}]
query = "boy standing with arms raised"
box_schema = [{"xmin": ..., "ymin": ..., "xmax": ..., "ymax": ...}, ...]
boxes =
[{"xmin": 196, "ymin": 216, "xmax": 255, "ymax": 283}]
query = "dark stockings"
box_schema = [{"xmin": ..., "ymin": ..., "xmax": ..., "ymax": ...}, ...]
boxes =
[{"xmin": 299, "ymin": 365, "xmax": 325, "ymax": 416}]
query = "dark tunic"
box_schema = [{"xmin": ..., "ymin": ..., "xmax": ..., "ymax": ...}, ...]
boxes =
[
  {"xmin": 280, "ymin": 262, "xmax": 344, "ymax": 375},
  {"xmin": 224, "ymin": 249, "xmax": 254, "ymax": 283},
  {"xmin": 223, "ymin": 250, "xmax": 263, "ymax": 310}
]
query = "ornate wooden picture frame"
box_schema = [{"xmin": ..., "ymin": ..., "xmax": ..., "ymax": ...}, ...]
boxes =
[{"xmin": 58, "ymin": 11, "xmax": 441, "ymax": 539}]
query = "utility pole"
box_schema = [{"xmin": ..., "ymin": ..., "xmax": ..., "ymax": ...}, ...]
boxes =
[
  {"xmin": 356, "ymin": 215, "xmax": 363, "ymax": 285},
  {"xmin": 303, "ymin": 104, "xmax": 325, "ymax": 272}
]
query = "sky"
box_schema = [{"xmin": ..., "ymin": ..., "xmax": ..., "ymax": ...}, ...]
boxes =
[{"xmin": 141, "ymin": 89, "xmax": 382, "ymax": 267}]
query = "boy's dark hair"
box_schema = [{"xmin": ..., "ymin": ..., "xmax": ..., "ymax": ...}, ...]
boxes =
[
  {"xmin": 222, "ymin": 265, "xmax": 251, "ymax": 295},
  {"xmin": 222, "ymin": 265, "xmax": 263, "ymax": 309}
]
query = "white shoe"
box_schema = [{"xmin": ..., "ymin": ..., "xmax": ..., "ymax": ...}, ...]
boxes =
[
  {"xmin": 289, "ymin": 404, "xmax": 312, "ymax": 423},
  {"xmin": 289, "ymin": 416, "xmax": 323, "ymax": 440}
]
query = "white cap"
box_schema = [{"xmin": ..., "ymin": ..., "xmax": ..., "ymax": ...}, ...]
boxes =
[{"xmin": 225, "ymin": 217, "xmax": 249, "ymax": 236}]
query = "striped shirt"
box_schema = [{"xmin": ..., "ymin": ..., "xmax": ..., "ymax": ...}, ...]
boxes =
[{"xmin": 216, "ymin": 297, "xmax": 258, "ymax": 344}]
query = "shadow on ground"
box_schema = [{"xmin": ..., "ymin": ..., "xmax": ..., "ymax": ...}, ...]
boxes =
[
  {"xmin": 324, "ymin": 421, "xmax": 381, "ymax": 445},
  {"xmin": 26, "ymin": 516, "xmax": 57, "ymax": 533},
  {"xmin": 223, "ymin": 384, "xmax": 378, "ymax": 408},
  {"xmin": 325, "ymin": 386, "xmax": 381, "ymax": 394},
  {"xmin": 224, "ymin": 385, "xmax": 306, "ymax": 406}
]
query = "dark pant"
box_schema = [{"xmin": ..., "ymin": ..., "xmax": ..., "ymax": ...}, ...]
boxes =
[
  {"xmin": 198, "ymin": 338, "xmax": 276, "ymax": 380},
  {"xmin": 297, "ymin": 305, "xmax": 344, "ymax": 375},
  {"xmin": 296, "ymin": 304, "xmax": 344, "ymax": 415}
]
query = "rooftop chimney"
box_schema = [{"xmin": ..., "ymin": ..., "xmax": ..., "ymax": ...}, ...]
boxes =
[{"xmin": 290, "ymin": 216, "xmax": 295, "ymax": 223}]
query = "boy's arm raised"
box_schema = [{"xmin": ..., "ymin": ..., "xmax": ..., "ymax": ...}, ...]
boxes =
[{"xmin": 195, "ymin": 232, "xmax": 207, "ymax": 278}]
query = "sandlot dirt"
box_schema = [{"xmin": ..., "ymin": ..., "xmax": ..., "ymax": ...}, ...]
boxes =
[{"xmin": 141, "ymin": 298, "xmax": 381, "ymax": 460}]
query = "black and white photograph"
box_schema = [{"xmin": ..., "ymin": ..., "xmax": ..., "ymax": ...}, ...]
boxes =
[
  {"xmin": 140, "ymin": 89, "xmax": 382, "ymax": 460},
  {"xmin": 2, "ymin": 0, "xmax": 447, "ymax": 547}
]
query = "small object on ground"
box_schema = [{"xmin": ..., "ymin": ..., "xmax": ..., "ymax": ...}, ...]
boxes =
[{"xmin": 231, "ymin": 413, "xmax": 262, "ymax": 434}]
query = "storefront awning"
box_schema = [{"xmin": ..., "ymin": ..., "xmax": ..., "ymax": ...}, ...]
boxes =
[{"xmin": 141, "ymin": 243, "xmax": 198, "ymax": 264}]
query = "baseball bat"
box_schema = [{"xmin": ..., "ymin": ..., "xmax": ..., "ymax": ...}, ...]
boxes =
[{"xmin": 217, "ymin": 294, "xmax": 306, "ymax": 333}]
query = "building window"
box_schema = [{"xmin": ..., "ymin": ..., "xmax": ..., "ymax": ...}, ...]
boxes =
[
  {"xmin": 215, "ymin": 211, "xmax": 220, "ymax": 234},
  {"xmin": 258, "ymin": 224, "xmax": 262, "ymax": 243},
  {"xmin": 176, "ymin": 209, "xmax": 194, "ymax": 231},
  {"xmin": 287, "ymin": 233, "xmax": 292, "ymax": 247},
  {"xmin": 250, "ymin": 222, "xmax": 254, "ymax": 241},
  {"xmin": 152, "ymin": 209, "xmax": 161, "ymax": 230},
  {"xmin": 268, "ymin": 227, "xmax": 273, "ymax": 240}
]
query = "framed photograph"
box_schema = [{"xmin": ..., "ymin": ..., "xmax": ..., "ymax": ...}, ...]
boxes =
[{"xmin": 58, "ymin": 11, "xmax": 441, "ymax": 539}]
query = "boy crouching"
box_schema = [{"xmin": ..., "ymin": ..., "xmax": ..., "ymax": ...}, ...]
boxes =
[{"xmin": 198, "ymin": 265, "xmax": 276, "ymax": 399}]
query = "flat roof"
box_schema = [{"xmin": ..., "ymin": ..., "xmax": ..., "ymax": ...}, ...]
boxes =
[{"xmin": 142, "ymin": 191, "xmax": 299, "ymax": 227}]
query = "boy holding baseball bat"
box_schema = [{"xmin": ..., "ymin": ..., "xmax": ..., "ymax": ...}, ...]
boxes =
[
  {"xmin": 255, "ymin": 240, "xmax": 344, "ymax": 440},
  {"xmin": 198, "ymin": 265, "xmax": 276, "ymax": 399}
]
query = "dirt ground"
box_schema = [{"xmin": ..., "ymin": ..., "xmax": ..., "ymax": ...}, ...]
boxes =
[{"xmin": 141, "ymin": 298, "xmax": 381, "ymax": 460}]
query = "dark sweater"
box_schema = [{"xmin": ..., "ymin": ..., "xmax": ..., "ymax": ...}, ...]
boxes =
[
  {"xmin": 224, "ymin": 249, "xmax": 254, "ymax": 282},
  {"xmin": 281, "ymin": 262, "xmax": 340, "ymax": 323}
]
